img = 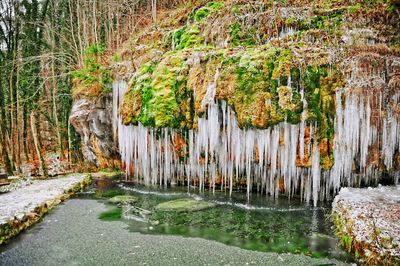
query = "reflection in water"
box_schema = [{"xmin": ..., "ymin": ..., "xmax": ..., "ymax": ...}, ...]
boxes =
[{"xmin": 89, "ymin": 178, "xmax": 351, "ymax": 261}]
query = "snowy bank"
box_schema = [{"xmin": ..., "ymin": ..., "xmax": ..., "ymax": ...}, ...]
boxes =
[
  {"xmin": 332, "ymin": 185, "xmax": 400, "ymax": 265},
  {"xmin": 0, "ymin": 174, "xmax": 91, "ymax": 244}
]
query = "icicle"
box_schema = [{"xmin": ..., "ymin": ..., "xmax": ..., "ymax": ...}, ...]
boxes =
[
  {"xmin": 245, "ymin": 130, "xmax": 255, "ymax": 200},
  {"xmin": 382, "ymin": 111, "xmax": 399, "ymax": 169},
  {"xmin": 113, "ymin": 76, "xmax": 398, "ymax": 204},
  {"xmin": 311, "ymin": 140, "xmax": 320, "ymax": 207}
]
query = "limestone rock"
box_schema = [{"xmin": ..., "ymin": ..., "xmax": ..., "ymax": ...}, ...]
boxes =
[{"xmin": 69, "ymin": 94, "xmax": 119, "ymax": 167}]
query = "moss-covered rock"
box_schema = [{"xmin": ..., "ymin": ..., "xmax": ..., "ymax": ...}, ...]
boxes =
[
  {"xmin": 108, "ymin": 195, "xmax": 138, "ymax": 205},
  {"xmin": 113, "ymin": 0, "xmax": 398, "ymax": 133},
  {"xmin": 120, "ymin": 53, "xmax": 192, "ymax": 128},
  {"xmin": 120, "ymin": 44, "xmax": 339, "ymax": 132},
  {"xmin": 106, "ymin": 0, "xmax": 400, "ymax": 176},
  {"xmin": 155, "ymin": 198, "xmax": 215, "ymax": 212}
]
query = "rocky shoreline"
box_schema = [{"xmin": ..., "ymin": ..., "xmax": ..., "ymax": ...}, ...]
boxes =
[
  {"xmin": 332, "ymin": 185, "xmax": 400, "ymax": 265},
  {"xmin": 0, "ymin": 174, "xmax": 92, "ymax": 244}
]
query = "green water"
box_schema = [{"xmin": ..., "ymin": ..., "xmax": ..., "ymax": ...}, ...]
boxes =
[{"xmin": 87, "ymin": 178, "xmax": 350, "ymax": 261}]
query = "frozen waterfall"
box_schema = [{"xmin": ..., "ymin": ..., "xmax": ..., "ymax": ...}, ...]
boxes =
[{"xmin": 112, "ymin": 80, "xmax": 400, "ymax": 206}]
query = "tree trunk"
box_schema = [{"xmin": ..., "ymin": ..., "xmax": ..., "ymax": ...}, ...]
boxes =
[
  {"xmin": 0, "ymin": 119, "xmax": 13, "ymax": 175},
  {"xmin": 30, "ymin": 112, "xmax": 48, "ymax": 177}
]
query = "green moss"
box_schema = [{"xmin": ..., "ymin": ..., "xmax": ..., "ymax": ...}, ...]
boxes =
[
  {"xmin": 303, "ymin": 66, "xmax": 322, "ymax": 122},
  {"xmin": 108, "ymin": 195, "xmax": 138, "ymax": 205},
  {"xmin": 149, "ymin": 56, "xmax": 190, "ymax": 127},
  {"xmin": 320, "ymin": 154, "xmax": 334, "ymax": 170},
  {"xmin": 71, "ymin": 43, "xmax": 111, "ymax": 98},
  {"xmin": 230, "ymin": 48, "xmax": 279, "ymax": 126},
  {"xmin": 298, "ymin": 9, "xmax": 343, "ymax": 35},
  {"xmin": 236, "ymin": 52, "xmax": 269, "ymax": 93},
  {"xmin": 285, "ymin": 110, "xmax": 301, "ymax": 124},
  {"xmin": 155, "ymin": 198, "xmax": 215, "ymax": 212},
  {"xmin": 112, "ymin": 53, "xmax": 122, "ymax": 63},
  {"xmin": 134, "ymin": 62, "xmax": 158, "ymax": 125},
  {"xmin": 309, "ymin": 16, "xmax": 326, "ymax": 30},
  {"xmin": 272, "ymin": 49, "xmax": 293, "ymax": 79},
  {"xmin": 95, "ymin": 189, "xmax": 125, "ymax": 198},
  {"xmin": 231, "ymin": 5, "xmax": 240, "ymax": 15},
  {"xmin": 121, "ymin": 62, "xmax": 157, "ymax": 125},
  {"xmin": 122, "ymin": 54, "xmax": 191, "ymax": 128},
  {"xmin": 194, "ymin": 9, "xmax": 210, "ymax": 22},
  {"xmin": 99, "ymin": 207, "xmax": 122, "ymax": 221},
  {"xmin": 229, "ymin": 22, "xmax": 256, "ymax": 47},
  {"xmin": 310, "ymin": 65, "xmax": 341, "ymax": 144},
  {"xmin": 347, "ymin": 4, "xmax": 361, "ymax": 14},
  {"xmin": 175, "ymin": 25, "xmax": 204, "ymax": 50},
  {"xmin": 218, "ymin": 47, "xmax": 306, "ymax": 127},
  {"xmin": 167, "ymin": 2, "xmax": 224, "ymax": 50},
  {"xmin": 191, "ymin": 2, "xmax": 224, "ymax": 22},
  {"xmin": 122, "ymin": 45, "xmax": 340, "ymax": 138}
]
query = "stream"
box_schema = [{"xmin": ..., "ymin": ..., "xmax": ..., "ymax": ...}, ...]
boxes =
[{"xmin": 0, "ymin": 177, "xmax": 353, "ymax": 265}]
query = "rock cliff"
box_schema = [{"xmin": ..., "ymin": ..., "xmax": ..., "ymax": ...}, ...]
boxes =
[
  {"xmin": 69, "ymin": 94, "xmax": 119, "ymax": 168},
  {"xmin": 70, "ymin": 0, "xmax": 400, "ymax": 201}
]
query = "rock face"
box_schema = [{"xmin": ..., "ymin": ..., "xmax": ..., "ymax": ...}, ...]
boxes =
[
  {"xmin": 109, "ymin": 0, "xmax": 400, "ymax": 206},
  {"xmin": 71, "ymin": 1, "xmax": 400, "ymax": 203},
  {"xmin": 69, "ymin": 94, "xmax": 119, "ymax": 168}
]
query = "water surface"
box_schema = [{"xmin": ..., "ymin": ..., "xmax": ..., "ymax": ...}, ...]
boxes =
[
  {"xmin": 0, "ymin": 177, "xmax": 352, "ymax": 265},
  {"xmin": 93, "ymin": 178, "xmax": 350, "ymax": 260}
]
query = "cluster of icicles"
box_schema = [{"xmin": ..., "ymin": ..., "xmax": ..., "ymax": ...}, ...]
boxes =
[{"xmin": 112, "ymin": 80, "xmax": 399, "ymax": 206}]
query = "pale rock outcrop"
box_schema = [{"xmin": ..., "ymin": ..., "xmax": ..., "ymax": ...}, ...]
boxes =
[{"xmin": 69, "ymin": 94, "xmax": 119, "ymax": 167}]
